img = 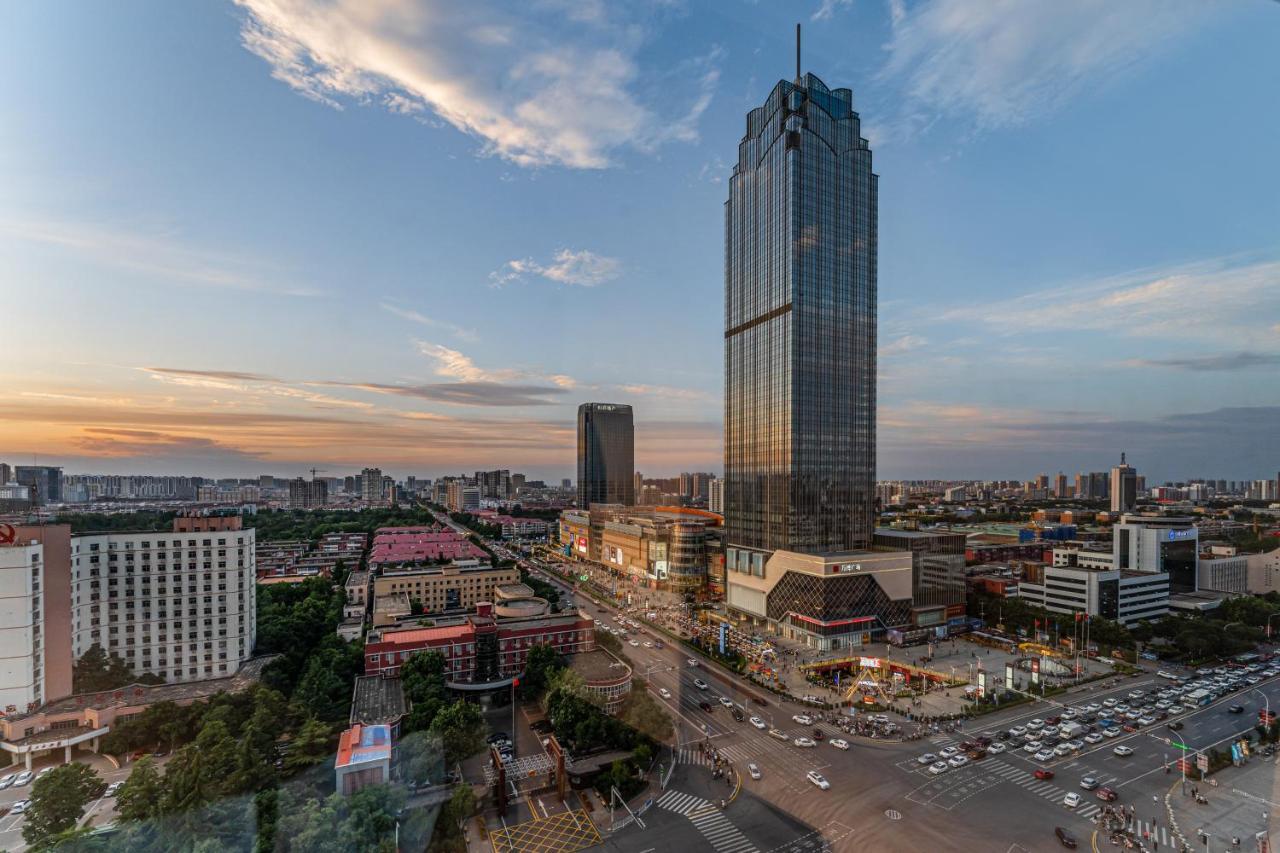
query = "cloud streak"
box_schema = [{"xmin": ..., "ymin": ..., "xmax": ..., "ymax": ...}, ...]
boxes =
[
  {"xmin": 379, "ymin": 302, "xmax": 478, "ymax": 341},
  {"xmin": 1125, "ymin": 352, "xmax": 1280, "ymax": 372},
  {"xmin": 234, "ymin": 0, "xmax": 721, "ymax": 169},
  {"xmin": 490, "ymin": 249, "xmax": 621, "ymax": 287}
]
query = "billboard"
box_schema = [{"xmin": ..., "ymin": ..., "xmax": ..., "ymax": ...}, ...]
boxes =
[
  {"xmin": 1005, "ymin": 662, "xmax": 1014, "ymax": 690},
  {"xmin": 859, "ymin": 657, "xmax": 882, "ymax": 669},
  {"xmin": 976, "ymin": 671, "xmax": 987, "ymax": 698},
  {"xmin": 603, "ymin": 545, "xmax": 624, "ymax": 566},
  {"xmin": 1030, "ymin": 658, "xmax": 1041, "ymax": 686},
  {"xmin": 575, "ymin": 535, "xmax": 587, "ymax": 554}
]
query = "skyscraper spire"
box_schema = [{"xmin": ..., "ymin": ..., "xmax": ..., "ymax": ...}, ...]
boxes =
[{"xmin": 795, "ymin": 23, "xmax": 801, "ymax": 84}]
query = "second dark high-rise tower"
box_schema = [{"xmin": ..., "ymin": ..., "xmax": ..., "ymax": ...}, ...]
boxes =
[
  {"xmin": 724, "ymin": 62, "xmax": 877, "ymax": 563},
  {"xmin": 577, "ymin": 403, "xmax": 634, "ymax": 508}
]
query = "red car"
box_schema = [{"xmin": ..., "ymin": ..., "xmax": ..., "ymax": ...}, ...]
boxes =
[
  {"xmin": 1034, "ymin": 769, "xmax": 1055, "ymax": 780},
  {"xmin": 1096, "ymin": 787, "xmax": 1119, "ymax": 802}
]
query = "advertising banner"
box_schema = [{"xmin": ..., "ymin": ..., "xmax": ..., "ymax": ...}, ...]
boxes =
[
  {"xmin": 1031, "ymin": 658, "xmax": 1041, "ymax": 686},
  {"xmin": 1005, "ymin": 663, "xmax": 1015, "ymax": 690}
]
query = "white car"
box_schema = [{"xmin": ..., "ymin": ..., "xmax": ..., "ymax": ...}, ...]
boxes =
[
  {"xmin": 1138, "ymin": 716, "xmax": 1156, "ymax": 727},
  {"xmin": 1084, "ymin": 733, "xmax": 1103, "ymax": 744},
  {"xmin": 987, "ymin": 742, "xmax": 1007, "ymax": 754},
  {"xmin": 939, "ymin": 746, "xmax": 960, "ymax": 758},
  {"xmin": 792, "ymin": 714, "xmax": 813, "ymax": 725},
  {"xmin": 1067, "ymin": 740, "xmax": 1084, "ymax": 752},
  {"xmin": 694, "ymin": 679, "xmax": 709, "ymax": 690},
  {"xmin": 1168, "ymin": 705, "xmax": 1185, "ymax": 715},
  {"xmin": 747, "ymin": 763, "xmax": 762, "ymax": 780},
  {"xmin": 949, "ymin": 755, "xmax": 969, "ymax": 768},
  {"xmin": 1085, "ymin": 703, "xmax": 1102, "ymax": 713},
  {"xmin": 10, "ymin": 800, "xmax": 30, "ymax": 815},
  {"xmin": 1060, "ymin": 709, "xmax": 1078, "ymax": 720},
  {"xmin": 0, "ymin": 774, "xmax": 15, "ymax": 790},
  {"xmin": 687, "ymin": 659, "xmax": 698, "ymax": 667},
  {"xmin": 1102, "ymin": 727, "xmax": 1122, "ymax": 739},
  {"xmin": 1036, "ymin": 749, "xmax": 1057, "ymax": 762},
  {"xmin": 719, "ymin": 696, "xmax": 735, "ymax": 708},
  {"xmin": 105, "ymin": 781, "xmax": 123, "ymax": 797},
  {"xmin": 14, "ymin": 771, "xmax": 33, "ymax": 786},
  {"xmin": 629, "ymin": 640, "xmax": 640, "ymax": 647},
  {"xmin": 1113, "ymin": 745, "xmax": 1135, "ymax": 757},
  {"xmin": 658, "ymin": 688, "xmax": 672, "ymax": 700},
  {"xmin": 1022, "ymin": 742, "xmax": 1040, "ymax": 754},
  {"xmin": 1063, "ymin": 792, "xmax": 1081, "ymax": 809},
  {"xmin": 807, "ymin": 770, "xmax": 830, "ymax": 790},
  {"xmin": 768, "ymin": 728, "xmax": 789, "ymax": 741},
  {"xmin": 1009, "ymin": 725, "xmax": 1027, "ymax": 737},
  {"xmin": 1027, "ymin": 719, "xmax": 1045, "ymax": 730},
  {"xmin": 929, "ymin": 761, "xmax": 950, "ymax": 775},
  {"xmin": 830, "ymin": 738, "xmax": 850, "ymax": 750},
  {"xmin": 793, "ymin": 737, "xmax": 817, "ymax": 748},
  {"xmin": 749, "ymin": 716, "xmax": 767, "ymax": 730},
  {"xmin": 916, "ymin": 753, "xmax": 938, "ymax": 765},
  {"xmin": 643, "ymin": 641, "xmax": 653, "ymax": 648},
  {"xmin": 1103, "ymin": 698, "xmax": 1118, "ymax": 708}
]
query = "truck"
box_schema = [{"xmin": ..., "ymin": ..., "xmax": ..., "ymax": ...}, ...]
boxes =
[
  {"xmin": 1185, "ymin": 688, "xmax": 1212, "ymax": 706},
  {"xmin": 1059, "ymin": 722, "xmax": 1086, "ymax": 739}
]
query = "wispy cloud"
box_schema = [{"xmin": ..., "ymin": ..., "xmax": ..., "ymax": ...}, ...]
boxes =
[
  {"xmin": 318, "ymin": 380, "xmax": 569, "ymax": 407},
  {"xmin": 617, "ymin": 383, "xmax": 711, "ymax": 402},
  {"xmin": 880, "ymin": 334, "xmax": 926, "ymax": 357},
  {"xmin": 490, "ymin": 249, "xmax": 621, "ymax": 287},
  {"xmin": 145, "ymin": 367, "xmax": 279, "ymax": 383},
  {"xmin": 879, "ymin": 0, "xmax": 1210, "ymax": 139},
  {"xmin": 811, "ymin": 0, "xmax": 854, "ymax": 22},
  {"xmin": 0, "ymin": 218, "xmax": 318, "ymax": 297},
  {"xmin": 1124, "ymin": 351, "xmax": 1280, "ymax": 372},
  {"xmin": 234, "ymin": 0, "xmax": 721, "ymax": 169},
  {"xmin": 379, "ymin": 302, "xmax": 478, "ymax": 341},
  {"xmin": 925, "ymin": 255, "xmax": 1280, "ymax": 347}
]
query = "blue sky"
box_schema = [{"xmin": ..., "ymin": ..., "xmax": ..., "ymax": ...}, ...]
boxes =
[{"xmin": 1, "ymin": 0, "xmax": 1277, "ymax": 482}]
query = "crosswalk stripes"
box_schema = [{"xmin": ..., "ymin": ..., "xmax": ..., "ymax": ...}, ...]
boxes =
[
  {"xmin": 655, "ymin": 788, "xmax": 710, "ymax": 816},
  {"xmin": 1132, "ymin": 820, "xmax": 1172, "ymax": 848},
  {"xmin": 984, "ymin": 759, "xmax": 1099, "ymax": 818},
  {"xmin": 678, "ymin": 748, "xmax": 712, "ymax": 766},
  {"xmin": 688, "ymin": 804, "xmax": 759, "ymax": 853}
]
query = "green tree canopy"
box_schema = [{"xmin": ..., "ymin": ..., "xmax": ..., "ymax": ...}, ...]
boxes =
[
  {"xmin": 23, "ymin": 762, "xmax": 106, "ymax": 849},
  {"xmin": 429, "ymin": 701, "xmax": 486, "ymax": 764}
]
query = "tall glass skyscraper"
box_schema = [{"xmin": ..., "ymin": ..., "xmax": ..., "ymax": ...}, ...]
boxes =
[
  {"xmin": 577, "ymin": 403, "xmax": 635, "ymax": 507},
  {"xmin": 724, "ymin": 69, "xmax": 877, "ymax": 560}
]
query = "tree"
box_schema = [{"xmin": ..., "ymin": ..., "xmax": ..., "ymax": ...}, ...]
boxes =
[
  {"xmin": 594, "ymin": 630, "xmax": 623, "ymax": 657},
  {"xmin": 285, "ymin": 717, "xmax": 334, "ymax": 773},
  {"xmin": 73, "ymin": 643, "xmax": 163, "ymax": 694},
  {"xmin": 619, "ymin": 681, "xmax": 674, "ymax": 743},
  {"xmin": 23, "ymin": 762, "xmax": 106, "ymax": 848},
  {"xmin": 429, "ymin": 701, "xmax": 486, "ymax": 764},
  {"xmin": 116, "ymin": 756, "xmax": 163, "ymax": 823},
  {"xmin": 520, "ymin": 645, "xmax": 565, "ymax": 699}
]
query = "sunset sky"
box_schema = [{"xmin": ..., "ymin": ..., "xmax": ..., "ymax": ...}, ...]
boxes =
[{"xmin": 2, "ymin": 1, "xmax": 1278, "ymax": 482}]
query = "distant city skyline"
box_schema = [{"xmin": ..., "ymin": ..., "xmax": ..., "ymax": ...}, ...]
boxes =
[{"xmin": 1, "ymin": 3, "xmax": 1277, "ymax": 481}]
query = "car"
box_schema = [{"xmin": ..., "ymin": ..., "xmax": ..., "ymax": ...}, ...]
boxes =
[
  {"xmin": 812, "ymin": 728, "xmax": 825, "ymax": 740},
  {"xmin": 1060, "ymin": 709, "xmax": 1077, "ymax": 720},
  {"xmin": 949, "ymin": 755, "xmax": 970, "ymax": 768},
  {"xmin": 747, "ymin": 763, "xmax": 762, "ymax": 780},
  {"xmin": 0, "ymin": 773, "xmax": 14, "ymax": 790},
  {"xmin": 642, "ymin": 641, "xmax": 653, "ymax": 648},
  {"xmin": 794, "ymin": 737, "xmax": 817, "ymax": 748},
  {"xmin": 1085, "ymin": 703, "xmax": 1102, "ymax": 713},
  {"xmin": 1096, "ymin": 787, "xmax": 1119, "ymax": 802},
  {"xmin": 1168, "ymin": 705, "xmax": 1185, "ymax": 715},
  {"xmin": 699, "ymin": 701, "xmax": 714, "ymax": 712},
  {"xmin": 719, "ymin": 696, "xmax": 735, "ymax": 708},
  {"xmin": 806, "ymin": 770, "xmax": 830, "ymax": 790},
  {"xmin": 105, "ymin": 781, "xmax": 123, "ymax": 797},
  {"xmin": 629, "ymin": 639, "xmax": 640, "ymax": 647},
  {"xmin": 987, "ymin": 742, "xmax": 1007, "ymax": 754},
  {"xmin": 1009, "ymin": 725, "xmax": 1027, "ymax": 737},
  {"xmin": 1034, "ymin": 768, "xmax": 1055, "ymax": 780},
  {"xmin": 929, "ymin": 761, "xmax": 950, "ymax": 775},
  {"xmin": 1114, "ymin": 704, "xmax": 1131, "ymax": 714},
  {"xmin": 1103, "ymin": 727, "xmax": 1121, "ymax": 739},
  {"xmin": 1036, "ymin": 749, "xmax": 1057, "ymax": 762},
  {"xmin": 694, "ymin": 679, "xmax": 709, "ymax": 690},
  {"xmin": 917, "ymin": 753, "xmax": 938, "ymax": 765},
  {"xmin": 1229, "ymin": 705, "xmax": 1245, "ymax": 714},
  {"xmin": 1055, "ymin": 826, "xmax": 1079, "ymax": 849},
  {"xmin": 11, "ymin": 800, "xmax": 30, "ymax": 815},
  {"xmin": 1023, "ymin": 742, "xmax": 1040, "ymax": 754},
  {"xmin": 1045, "ymin": 715, "xmax": 1062, "ymax": 726},
  {"xmin": 1138, "ymin": 716, "xmax": 1156, "ymax": 727},
  {"xmin": 768, "ymin": 728, "xmax": 788, "ymax": 740},
  {"xmin": 732, "ymin": 707, "xmax": 745, "ymax": 722},
  {"xmin": 792, "ymin": 714, "xmax": 813, "ymax": 725},
  {"xmin": 1063, "ymin": 792, "xmax": 1082, "ymax": 808},
  {"xmin": 830, "ymin": 738, "xmax": 850, "ymax": 750},
  {"xmin": 939, "ymin": 746, "xmax": 959, "ymax": 758},
  {"xmin": 1053, "ymin": 744, "xmax": 1072, "ymax": 757},
  {"xmin": 1113, "ymin": 745, "xmax": 1135, "ymax": 757},
  {"xmin": 36, "ymin": 767, "xmax": 53, "ymax": 780},
  {"xmin": 487, "ymin": 731, "xmax": 511, "ymax": 745},
  {"xmin": 1128, "ymin": 690, "xmax": 1145, "ymax": 700},
  {"xmin": 958, "ymin": 740, "xmax": 976, "ymax": 751},
  {"xmin": 750, "ymin": 716, "xmax": 767, "ymax": 729},
  {"xmin": 1084, "ymin": 733, "xmax": 1103, "ymax": 744},
  {"xmin": 1080, "ymin": 776, "xmax": 1099, "ymax": 790},
  {"xmin": 658, "ymin": 688, "xmax": 672, "ymax": 700},
  {"xmin": 1027, "ymin": 719, "xmax": 1045, "ymax": 730},
  {"xmin": 1167, "ymin": 721, "xmax": 1185, "ymax": 731},
  {"xmin": 14, "ymin": 771, "xmax": 33, "ymax": 786},
  {"xmin": 1103, "ymin": 698, "xmax": 1118, "ymax": 708}
]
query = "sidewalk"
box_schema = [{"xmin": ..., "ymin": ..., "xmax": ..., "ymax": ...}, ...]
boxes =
[{"xmin": 1167, "ymin": 756, "xmax": 1277, "ymax": 851}]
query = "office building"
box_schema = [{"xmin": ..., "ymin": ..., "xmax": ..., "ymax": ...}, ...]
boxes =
[
  {"xmin": 708, "ymin": 477, "xmax": 724, "ymax": 514},
  {"xmin": 14, "ymin": 466, "xmax": 63, "ymax": 505},
  {"xmin": 446, "ymin": 481, "xmax": 480, "ymax": 513},
  {"xmin": 0, "ymin": 463, "xmax": 11, "ymax": 485},
  {"xmin": 1197, "ymin": 546, "xmax": 1248, "ymax": 595},
  {"xmin": 372, "ymin": 564, "xmax": 520, "ymax": 616},
  {"xmin": 723, "ymin": 61, "xmax": 877, "ymax": 562},
  {"xmin": 558, "ymin": 506, "xmax": 716, "ymax": 593},
  {"xmin": 577, "ymin": 403, "xmax": 634, "ymax": 507},
  {"xmin": 1052, "ymin": 473, "xmax": 1068, "ymax": 498},
  {"xmin": 1110, "ymin": 454, "xmax": 1137, "ymax": 514},
  {"xmin": 1113, "ymin": 513, "xmax": 1198, "ymax": 592},
  {"xmin": 360, "ymin": 468, "xmax": 385, "ymax": 505},
  {"xmin": 873, "ymin": 529, "xmax": 967, "ymax": 611},
  {"xmin": 0, "ymin": 525, "xmax": 73, "ymax": 712},
  {"xmin": 287, "ymin": 477, "xmax": 328, "ymax": 509},
  {"xmin": 1020, "ymin": 558, "xmax": 1169, "ymax": 627}
]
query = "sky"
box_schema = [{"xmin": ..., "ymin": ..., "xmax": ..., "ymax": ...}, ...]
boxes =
[{"xmin": 1, "ymin": 0, "xmax": 1278, "ymax": 484}]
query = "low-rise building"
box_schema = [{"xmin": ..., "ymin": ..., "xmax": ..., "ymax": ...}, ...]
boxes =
[
  {"xmin": 570, "ymin": 647, "xmax": 632, "ymax": 715},
  {"xmin": 1247, "ymin": 549, "xmax": 1280, "ymax": 595},
  {"xmin": 372, "ymin": 563, "xmax": 519, "ymax": 614},
  {"xmin": 1020, "ymin": 555, "xmax": 1169, "ymax": 627},
  {"xmin": 334, "ymin": 723, "xmax": 392, "ymax": 796},
  {"xmin": 367, "ymin": 526, "xmax": 487, "ymax": 570}
]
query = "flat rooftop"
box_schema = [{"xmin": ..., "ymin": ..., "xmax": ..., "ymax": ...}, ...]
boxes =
[
  {"xmin": 571, "ymin": 647, "xmax": 630, "ymax": 683},
  {"xmin": 350, "ymin": 675, "xmax": 407, "ymax": 726}
]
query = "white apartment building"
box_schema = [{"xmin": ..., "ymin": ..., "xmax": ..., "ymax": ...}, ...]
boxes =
[
  {"xmin": 1248, "ymin": 549, "xmax": 1280, "ymax": 595},
  {"xmin": 69, "ymin": 522, "xmax": 256, "ymax": 683},
  {"xmin": 0, "ymin": 540, "xmax": 48, "ymax": 711}
]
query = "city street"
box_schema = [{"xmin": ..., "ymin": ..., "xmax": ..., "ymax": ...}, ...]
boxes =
[
  {"xmin": 521, "ymin": 552, "xmax": 1280, "ymax": 852},
  {"xmin": 0, "ymin": 751, "xmax": 139, "ymax": 851}
]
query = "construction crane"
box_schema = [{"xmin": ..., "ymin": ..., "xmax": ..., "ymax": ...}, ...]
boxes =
[{"xmin": 310, "ymin": 468, "xmax": 327, "ymax": 480}]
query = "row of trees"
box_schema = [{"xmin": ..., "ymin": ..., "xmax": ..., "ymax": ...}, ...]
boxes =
[
  {"xmin": 72, "ymin": 644, "xmax": 164, "ymax": 695},
  {"xmin": 448, "ymin": 512, "xmax": 503, "ymax": 540},
  {"xmin": 252, "ymin": 506, "xmax": 443, "ymax": 543}
]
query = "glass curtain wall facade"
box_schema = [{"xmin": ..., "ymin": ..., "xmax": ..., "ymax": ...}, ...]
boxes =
[
  {"xmin": 724, "ymin": 72, "xmax": 877, "ymax": 557},
  {"xmin": 577, "ymin": 403, "xmax": 635, "ymax": 508}
]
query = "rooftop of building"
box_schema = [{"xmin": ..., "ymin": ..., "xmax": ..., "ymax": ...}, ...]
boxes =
[
  {"xmin": 9, "ymin": 655, "xmax": 279, "ymax": 723},
  {"xmin": 379, "ymin": 562, "xmax": 504, "ymax": 578},
  {"xmin": 336, "ymin": 723, "xmax": 392, "ymax": 768},
  {"xmin": 493, "ymin": 582, "xmax": 534, "ymax": 600},
  {"xmin": 570, "ymin": 647, "xmax": 630, "ymax": 684},
  {"xmin": 345, "ymin": 571, "xmax": 370, "ymax": 587},
  {"xmin": 350, "ymin": 675, "xmax": 407, "ymax": 726},
  {"xmin": 874, "ymin": 527, "xmax": 966, "ymax": 540}
]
